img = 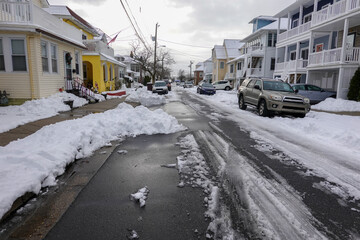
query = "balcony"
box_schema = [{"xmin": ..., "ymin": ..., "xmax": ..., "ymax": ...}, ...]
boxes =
[
  {"xmin": 245, "ymin": 45, "xmax": 264, "ymax": 54},
  {"xmin": 275, "ymin": 59, "xmax": 308, "ymax": 72},
  {"xmin": 309, "ymin": 47, "xmax": 360, "ymax": 66},
  {"xmin": 0, "ymin": 1, "xmax": 83, "ymax": 45},
  {"xmin": 312, "ymin": 0, "xmax": 360, "ymax": 26},
  {"xmin": 83, "ymin": 40, "xmax": 114, "ymax": 57},
  {"xmin": 278, "ymin": 21, "xmax": 311, "ymax": 43}
]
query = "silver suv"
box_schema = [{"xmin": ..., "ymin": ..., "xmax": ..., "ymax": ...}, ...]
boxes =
[{"xmin": 237, "ymin": 78, "xmax": 311, "ymax": 117}]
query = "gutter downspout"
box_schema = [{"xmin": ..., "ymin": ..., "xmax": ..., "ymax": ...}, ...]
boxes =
[{"xmin": 27, "ymin": 35, "xmax": 35, "ymax": 99}]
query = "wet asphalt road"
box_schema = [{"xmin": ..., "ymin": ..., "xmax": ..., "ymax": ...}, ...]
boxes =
[{"xmin": 45, "ymin": 100, "xmax": 214, "ymax": 240}]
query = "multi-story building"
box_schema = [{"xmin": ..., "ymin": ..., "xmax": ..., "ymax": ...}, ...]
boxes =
[
  {"xmin": 203, "ymin": 58, "xmax": 213, "ymax": 83},
  {"xmin": 212, "ymin": 39, "xmax": 244, "ymax": 85},
  {"xmin": 274, "ymin": 0, "xmax": 360, "ymax": 99},
  {"xmin": 0, "ymin": 0, "xmax": 85, "ymax": 99},
  {"xmin": 46, "ymin": 5, "xmax": 124, "ymax": 92},
  {"xmin": 194, "ymin": 62, "xmax": 204, "ymax": 85},
  {"xmin": 228, "ymin": 16, "xmax": 287, "ymax": 88}
]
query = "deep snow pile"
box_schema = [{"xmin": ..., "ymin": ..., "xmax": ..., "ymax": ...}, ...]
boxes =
[
  {"xmin": 126, "ymin": 87, "xmax": 166, "ymax": 107},
  {"xmin": 0, "ymin": 92, "xmax": 88, "ymax": 134},
  {"xmin": 0, "ymin": 103, "xmax": 185, "ymax": 220},
  {"xmin": 312, "ymin": 98, "xmax": 360, "ymax": 112}
]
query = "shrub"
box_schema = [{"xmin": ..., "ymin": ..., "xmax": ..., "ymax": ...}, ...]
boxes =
[{"xmin": 347, "ymin": 67, "xmax": 360, "ymax": 101}]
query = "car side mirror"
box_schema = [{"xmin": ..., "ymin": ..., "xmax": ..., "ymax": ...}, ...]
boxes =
[
  {"xmin": 254, "ymin": 85, "xmax": 261, "ymax": 90},
  {"xmin": 294, "ymin": 89, "xmax": 299, "ymax": 93}
]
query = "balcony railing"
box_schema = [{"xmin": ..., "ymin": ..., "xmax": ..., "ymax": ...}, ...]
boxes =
[
  {"xmin": 83, "ymin": 40, "xmax": 114, "ymax": 56},
  {"xmin": 275, "ymin": 59, "xmax": 308, "ymax": 72},
  {"xmin": 278, "ymin": 21, "xmax": 311, "ymax": 43},
  {"xmin": 309, "ymin": 48, "xmax": 342, "ymax": 65},
  {"xmin": 312, "ymin": 0, "xmax": 360, "ymax": 26},
  {"xmin": 245, "ymin": 45, "xmax": 263, "ymax": 54},
  {"xmin": 0, "ymin": 1, "xmax": 83, "ymax": 45}
]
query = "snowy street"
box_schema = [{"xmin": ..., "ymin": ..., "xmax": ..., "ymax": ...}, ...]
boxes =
[{"xmin": 0, "ymin": 85, "xmax": 359, "ymax": 239}]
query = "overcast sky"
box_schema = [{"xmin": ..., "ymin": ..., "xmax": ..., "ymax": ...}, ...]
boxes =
[{"xmin": 49, "ymin": 0, "xmax": 292, "ymax": 76}]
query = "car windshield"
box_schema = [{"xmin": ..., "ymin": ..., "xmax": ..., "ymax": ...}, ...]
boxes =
[
  {"xmin": 202, "ymin": 83, "xmax": 214, "ymax": 88},
  {"xmin": 155, "ymin": 82, "xmax": 166, "ymax": 87},
  {"xmin": 263, "ymin": 81, "xmax": 294, "ymax": 93}
]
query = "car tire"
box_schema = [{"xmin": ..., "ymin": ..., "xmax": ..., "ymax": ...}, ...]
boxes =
[
  {"xmin": 225, "ymin": 86, "xmax": 230, "ymax": 91},
  {"xmin": 294, "ymin": 113, "xmax": 306, "ymax": 118},
  {"xmin": 258, "ymin": 100, "xmax": 270, "ymax": 117},
  {"xmin": 238, "ymin": 95, "xmax": 247, "ymax": 110}
]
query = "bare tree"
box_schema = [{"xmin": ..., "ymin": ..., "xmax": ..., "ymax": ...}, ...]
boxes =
[
  {"xmin": 130, "ymin": 40, "xmax": 175, "ymax": 83},
  {"xmin": 178, "ymin": 69, "xmax": 186, "ymax": 82}
]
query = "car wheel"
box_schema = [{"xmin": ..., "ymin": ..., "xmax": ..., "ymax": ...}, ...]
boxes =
[
  {"xmin": 238, "ymin": 95, "xmax": 247, "ymax": 110},
  {"xmin": 258, "ymin": 100, "xmax": 270, "ymax": 117},
  {"xmin": 294, "ymin": 113, "xmax": 306, "ymax": 118},
  {"xmin": 225, "ymin": 86, "xmax": 230, "ymax": 91},
  {"xmin": 165, "ymin": 90, "xmax": 168, "ymax": 94}
]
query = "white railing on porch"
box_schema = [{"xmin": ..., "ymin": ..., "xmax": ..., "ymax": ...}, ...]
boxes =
[
  {"xmin": 312, "ymin": 0, "xmax": 360, "ymax": 26},
  {"xmin": 309, "ymin": 48, "xmax": 342, "ymax": 65},
  {"xmin": 0, "ymin": 0, "xmax": 31, "ymax": 22},
  {"xmin": 275, "ymin": 60, "xmax": 308, "ymax": 72},
  {"xmin": 278, "ymin": 21, "xmax": 311, "ymax": 43},
  {"xmin": 345, "ymin": 47, "xmax": 360, "ymax": 62},
  {"xmin": 0, "ymin": 1, "xmax": 83, "ymax": 45}
]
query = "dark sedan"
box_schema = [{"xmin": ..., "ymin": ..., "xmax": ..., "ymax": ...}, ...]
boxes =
[
  {"xmin": 197, "ymin": 83, "xmax": 216, "ymax": 95},
  {"xmin": 292, "ymin": 84, "xmax": 336, "ymax": 105}
]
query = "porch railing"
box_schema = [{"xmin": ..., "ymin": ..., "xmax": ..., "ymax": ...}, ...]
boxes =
[
  {"xmin": 345, "ymin": 47, "xmax": 360, "ymax": 62},
  {"xmin": 65, "ymin": 77, "xmax": 96, "ymax": 101},
  {"xmin": 278, "ymin": 21, "xmax": 311, "ymax": 43},
  {"xmin": 309, "ymin": 48, "xmax": 342, "ymax": 65},
  {"xmin": 312, "ymin": 0, "xmax": 360, "ymax": 26},
  {"xmin": 0, "ymin": 0, "xmax": 31, "ymax": 22},
  {"xmin": 275, "ymin": 60, "xmax": 308, "ymax": 72}
]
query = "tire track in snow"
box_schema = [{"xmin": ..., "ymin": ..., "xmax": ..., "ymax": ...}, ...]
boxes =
[{"xmin": 194, "ymin": 130, "xmax": 327, "ymax": 240}]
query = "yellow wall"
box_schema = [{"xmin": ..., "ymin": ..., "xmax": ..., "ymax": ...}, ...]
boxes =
[{"xmin": 63, "ymin": 19, "xmax": 94, "ymax": 40}]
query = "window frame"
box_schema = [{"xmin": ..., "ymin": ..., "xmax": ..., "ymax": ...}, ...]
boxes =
[
  {"xmin": 0, "ymin": 38, "xmax": 4, "ymax": 71},
  {"xmin": 51, "ymin": 43, "xmax": 58, "ymax": 73},
  {"xmin": 11, "ymin": 38, "xmax": 27, "ymax": 72},
  {"xmin": 41, "ymin": 40, "xmax": 49, "ymax": 73},
  {"xmin": 220, "ymin": 61, "xmax": 225, "ymax": 69},
  {"xmin": 270, "ymin": 58, "xmax": 276, "ymax": 70},
  {"xmin": 75, "ymin": 51, "xmax": 79, "ymax": 74}
]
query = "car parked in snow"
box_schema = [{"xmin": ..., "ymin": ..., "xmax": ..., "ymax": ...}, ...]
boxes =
[
  {"xmin": 183, "ymin": 81, "xmax": 194, "ymax": 88},
  {"xmin": 291, "ymin": 84, "xmax": 336, "ymax": 105},
  {"xmin": 237, "ymin": 78, "xmax": 311, "ymax": 117},
  {"xmin": 152, "ymin": 81, "xmax": 168, "ymax": 94},
  {"xmin": 213, "ymin": 80, "xmax": 232, "ymax": 91},
  {"xmin": 197, "ymin": 82, "xmax": 216, "ymax": 95}
]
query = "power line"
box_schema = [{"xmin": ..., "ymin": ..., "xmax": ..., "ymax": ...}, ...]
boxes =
[
  {"xmin": 158, "ymin": 38, "xmax": 212, "ymax": 49},
  {"xmin": 119, "ymin": 0, "xmax": 150, "ymax": 51},
  {"xmin": 124, "ymin": 0, "xmax": 151, "ymax": 48}
]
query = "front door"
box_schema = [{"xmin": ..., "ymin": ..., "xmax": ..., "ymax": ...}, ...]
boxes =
[{"xmin": 64, "ymin": 52, "xmax": 72, "ymax": 89}]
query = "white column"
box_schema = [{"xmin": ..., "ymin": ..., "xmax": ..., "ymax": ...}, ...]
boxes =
[
  {"xmin": 337, "ymin": 67, "xmax": 344, "ymax": 99},
  {"xmin": 299, "ymin": 5, "xmax": 304, "ymax": 25},
  {"xmin": 288, "ymin": 12, "xmax": 291, "ymax": 30},
  {"xmin": 314, "ymin": 0, "xmax": 319, "ymax": 12},
  {"xmin": 284, "ymin": 45, "xmax": 289, "ymax": 62},
  {"xmin": 275, "ymin": 18, "xmax": 281, "ymax": 64},
  {"xmin": 340, "ymin": 18, "xmax": 349, "ymax": 63},
  {"xmin": 309, "ymin": 32, "xmax": 314, "ymax": 54}
]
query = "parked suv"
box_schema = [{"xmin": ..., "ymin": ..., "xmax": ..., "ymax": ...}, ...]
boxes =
[
  {"xmin": 213, "ymin": 80, "xmax": 232, "ymax": 91},
  {"xmin": 152, "ymin": 81, "xmax": 168, "ymax": 94},
  {"xmin": 237, "ymin": 78, "xmax": 311, "ymax": 117},
  {"xmin": 291, "ymin": 84, "xmax": 336, "ymax": 105}
]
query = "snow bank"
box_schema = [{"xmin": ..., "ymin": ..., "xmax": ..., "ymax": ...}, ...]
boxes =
[
  {"xmin": 0, "ymin": 92, "xmax": 88, "ymax": 133},
  {"xmin": 0, "ymin": 103, "xmax": 185, "ymax": 220},
  {"xmin": 312, "ymin": 98, "xmax": 360, "ymax": 112},
  {"xmin": 126, "ymin": 87, "xmax": 166, "ymax": 107}
]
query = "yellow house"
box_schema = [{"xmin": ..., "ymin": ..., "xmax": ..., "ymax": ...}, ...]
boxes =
[
  {"xmin": 0, "ymin": 0, "xmax": 85, "ymax": 100},
  {"xmin": 46, "ymin": 6, "xmax": 123, "ymax": 93},
  {"xmin": 212, "ymin": 45, "xmax": 227, "ymax": 83}
]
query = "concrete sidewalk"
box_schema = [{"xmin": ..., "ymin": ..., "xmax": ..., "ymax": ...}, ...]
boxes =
[{"xmin": 0, "ymin": 98, "xmax": 134, "ymax": 147}]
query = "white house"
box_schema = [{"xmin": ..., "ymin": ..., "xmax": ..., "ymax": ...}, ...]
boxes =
[
  {"xmin": 274, "ymin": 0, "xmax": 360, "ymax": 99},
  {"xmin": 228, "ymin": 16, "xmax": 287, "ymax": 88}
]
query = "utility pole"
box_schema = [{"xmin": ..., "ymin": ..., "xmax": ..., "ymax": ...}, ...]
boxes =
[
  {"xmin": 153, "ymin": 23, "xmax": 159, "ymax": 84},
  {"xmin": 189, "ymin": 61, "xmax": 193, "ymax": 81}
]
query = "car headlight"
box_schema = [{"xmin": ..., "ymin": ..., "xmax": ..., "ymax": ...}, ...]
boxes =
[
  {"xmin": 304, "ymin": 98, "xmax": 310, "ymax": 104},
  {"xmin": 269, "ymin": 94, "xmax": 282, "ymax": 101}
]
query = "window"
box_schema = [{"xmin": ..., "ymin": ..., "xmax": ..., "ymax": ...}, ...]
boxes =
[
  {"xmin": 254, "ymin": 80, "xmax": 261, "ymax": 89},
  {"xmin": 75, "ymin": 51, "xmax": 79, "ymax": 74},
  {"xmin": 237, "ymin": 62, "xmax": 242, "ymax": 70},
  {"xmin": 303, "ymin": 13, "xmax": 312, "ymax": 23},
  {"xmin": 290, "ymin": 51, "xmax": 296, "ymax": 60},
  {"xmin": 292, "ymin": 19, "xmax": 299, "ymax": 28},
  {"xmin": 0, "ymin": 39, "xmax": 4, "ymax": 71},
  {"xmin": 41, "ymin": 41, "xmax": 49, "ymax": 72},
  {"xmin": 230, "ymin": 64, "xmax": 234, "ymax": 73},
  {"xmin": 220, "ymin": 61, "xmax": 224, "ymax": 69},
  {"xmin": 11, "ymin": 39, "xmax": 26, "ymax": 71},
  {"xmin": 247, "ymin": 80, "xmax": 255, "ymax": 88},
  {"xmin": 103, "ymin": 64, "xmax": 108, "ymax": 82},
  {"xmin": 51, "ymin": 44, "xmax": 58, "ymax": 73},
  {"xmin": 268, "ymin": 33, "xmax": 273, "ymax": 47},
  {"xmin": 306, "ymin": 85, "xmax": 322, "ymax": 91},
  {"xmin": 82, "ymin": 34, "xmax": 87, "ymax": 40},
  {"xmin": 270, "ymin": 58, "xmax": 275, "ymax": 70},
  {"xmin": 301, "ymin": 48, "xmax": 309, "ymax": 60},
  {"xmin": 131, "ymin": 64, "xmax": 140, "ymax": 72}
]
